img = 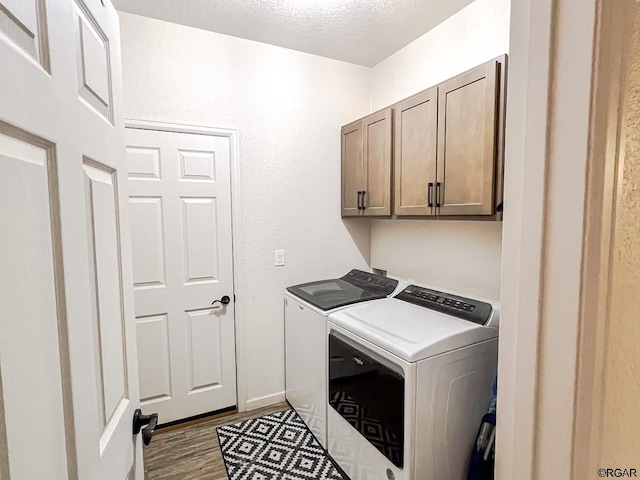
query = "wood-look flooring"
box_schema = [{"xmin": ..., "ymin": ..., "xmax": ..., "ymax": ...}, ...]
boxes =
[{"xmin": 144, "ymin": 402, "xmax": 289, "ymax": 480}]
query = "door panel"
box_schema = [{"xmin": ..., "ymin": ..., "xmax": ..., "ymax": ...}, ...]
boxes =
[
  {"xmin": 127, "ymin": 146, "xmax": 161, "ymax": 180},
  {"xmin": 126, "ymin": 127, "xmax": 237, "ymax": 424},
  {"xmin": 129, "ymin": 197, "xmax": 166, "ymax": 288},
  {"xmin": 0, "ymin": 0, "xmax": 49, "ymax": 69},
  {"xmin": 363, "ymin": 108, "xmax": 392, "ymax": 217},
  {"xmin": 437, "ymin": 61, "xmax": 498, "ymax": 216},
  {"xmin": 83, "ymin": 160, "xmax": 128, "ymax": 429},
  {"xmin": 73, "ymin": 2, "xmax": 113, "ymax": 123},
  {"xmin": 0, "ymin": 0, "xmax": 142, "ymax": 477},
  {"xmin": 181, "ymin": 197, "xmax": 219, "ymax": 284},
  {"xmin": 0, "ymin": 130, "xmax": 68, "ymax": 480},
  {"xmin": 135, "ymin": 314, "xmax": 171, "ymax": 403},
  {"xmin": 180, "ymin": 150, "xmax": 215, "ymax": 181},
  {"xmin": 394, "ymin": 88, "xmax": 438, "ymax": 216},
  {"xmin": 341, "ymin": 120, "xmax": 364, "ymax": 217},
  {"xmin": 186, "ymin": 309, "xmax": 223, "ymax": 391}
]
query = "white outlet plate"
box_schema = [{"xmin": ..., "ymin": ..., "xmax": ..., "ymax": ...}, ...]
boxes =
[{"xmin": 275, "ymin": 250, "xmax": 285, "ymax": 266}]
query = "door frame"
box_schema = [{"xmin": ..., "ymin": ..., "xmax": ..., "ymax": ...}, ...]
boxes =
[
  {"xmin": 572, "ymin": 0, "xmax": 635, "ymax": 476},
  {"xmin": 124, "ymin": 118, "xmax": 249, "ymax": 412},
  {"xmin": 497, "ymin": 0, "xmax": 634, "ymax": 478}
]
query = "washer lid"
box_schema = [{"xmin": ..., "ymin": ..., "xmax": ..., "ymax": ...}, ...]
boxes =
[
  {"xmin": 285, "ymin": 269, "xmax": 398, "ymax": 312},
  {"xmin": 328, "ymin": 298, "xmax": 498, "ymax": 362}
]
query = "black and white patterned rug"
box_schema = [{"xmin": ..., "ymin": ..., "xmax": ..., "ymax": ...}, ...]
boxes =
[{"xmin": 216, "ymin": 409, "xmax": 345, "ymax": 480}]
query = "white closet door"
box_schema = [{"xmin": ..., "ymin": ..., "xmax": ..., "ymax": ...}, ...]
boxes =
[{"xmin": 126, "ymin": 126, "xmax": 237, "ymax": 425}]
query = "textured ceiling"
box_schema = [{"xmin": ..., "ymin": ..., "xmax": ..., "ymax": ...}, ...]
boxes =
[{"xmin": 112, "ymin": 0, "xmax": 477, "ymax": 66}]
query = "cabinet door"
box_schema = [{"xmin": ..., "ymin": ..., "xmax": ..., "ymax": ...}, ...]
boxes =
[
  {"xmin": 363, "ymin": 108, "xmax": 392, "ymax": 216},
  {"xmin": 341, "ymin": 120, "xmax": 364, "ymax": 217},
  {"xmin": 394, "ymin": 88, "xmax": 438, "ymax": 216},
  {"xmin": 436, "ymin": 61, "xmax": 498, "ymax": 216}
]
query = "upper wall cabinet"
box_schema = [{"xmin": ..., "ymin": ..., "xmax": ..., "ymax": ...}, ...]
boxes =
[
  {"xmin": 394, "ymin": 57, "xmax": 505, "ymax": 217},
  {"xmin": 341, "ymin": 55, "xmax": 507, "ymax": 220},
  {"xmin": 341, "ymin": 108, "xmax": 392, "ymax": 217},
  {"xmin": 436, "ymin": 61, "xmax": 499, "ymax": 216},
  {"xmin": 394, "ymin": 87, "xmax": 438, "ymax": 216}
]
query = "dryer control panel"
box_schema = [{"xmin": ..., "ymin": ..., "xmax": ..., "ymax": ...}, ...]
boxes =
[{"xmin": 395, "ymin": 285, "xmax": 493, "ymax": 325}]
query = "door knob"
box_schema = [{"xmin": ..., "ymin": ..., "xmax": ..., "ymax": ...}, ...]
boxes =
[
  {"xmin": 133, "ymin": 409, "xmax": 158, "ymax": 446},
  {"xmin": 211, "ymin": 295, "xmax": 231, "ymax": 307}
]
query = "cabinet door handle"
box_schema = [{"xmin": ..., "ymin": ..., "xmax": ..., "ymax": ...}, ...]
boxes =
[
  {"xmin": 428, "ymin": 183, "xmax": 434, "ymax": 208},
  {"xmin": 436, "ymin": 182, "xmax": 442, "ymax": 208},
  {"xmin": 357, "ymin": 191, "xmax": 362, "ymax": 210},
  {"xmin": 361, "ymin": 190, "xmax": 366, "ymax": 210}
]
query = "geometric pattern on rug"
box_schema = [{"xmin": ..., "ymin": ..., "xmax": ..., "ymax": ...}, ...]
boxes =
[
  {"xmin": 217, "ymin": 409, "xmax": 345, "ymax": 480},
  {"xmin": 330, "ymin": 391, "xmax": 403, "ymax": 468}
]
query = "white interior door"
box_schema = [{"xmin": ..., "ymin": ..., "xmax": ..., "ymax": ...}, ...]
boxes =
[
  {"xmin": 125, "ymin": 126, "xmax": 237, "ymax": 425},
  {"xmin": 0, "ymin": 0, "xmax": 143, "ymax": 479}
]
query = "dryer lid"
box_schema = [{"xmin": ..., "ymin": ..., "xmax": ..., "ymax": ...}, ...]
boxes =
[{"xmin": 328, "ymin": 298, "xmax": 499, "ymax": 362}]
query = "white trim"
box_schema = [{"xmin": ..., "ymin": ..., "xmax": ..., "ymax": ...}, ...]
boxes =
[
  {"xmin": 573, "ymin": 1, "xmax": 635, "ymax": 476},
  {"xmin": 533, "ymin": 1, "xmax": 597, "ymax": 477},
  {"xmin": 124, "ymin": 118, "xmax": 239, "ymax": 137},
  {"xmin": 123, "ymin": 118, "xmax": 249, "ymax": 412},
  {"xmin": 498, "ymin": 1, "xmax": 601, "ymax": 478},
  {"xmin": 245, "ymin": 391, "xmax": 286, "ymax": 412},
  {"xmin": 229, "ymin": 127, "xmax": 248, "ymax": 413},
  {"xmin": 496, "ymin": 1, "xmax": 554, "ymax": 478}
]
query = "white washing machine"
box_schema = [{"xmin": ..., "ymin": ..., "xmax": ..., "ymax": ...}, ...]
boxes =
[
  {"xmin": 285, "ymin": 270, "xmax": 405, "ymax": 448},
  {"xmin": 327, "ymin": 284, "xmax": 499, "ymax": 480}
]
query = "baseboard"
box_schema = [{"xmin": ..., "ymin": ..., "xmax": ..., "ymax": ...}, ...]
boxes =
[
  {"xmin": 245, "ymin": 391, "xmax": 286, "ymax": 411},
  {"xmin": 156, "ymin": 405, "xmax": 237, "ymax": 431}
]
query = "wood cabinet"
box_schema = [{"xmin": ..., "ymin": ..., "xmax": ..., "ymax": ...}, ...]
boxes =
[
  {"xmin": 362, "ymin": 109, "xmax": 392, "ymax": 216},
  {"xmin": 341, "ymin": 119, "xmax": 363, "ymax": 217},
  {"xmin": 341, "ymin": 55, "xmax": 506, "ymax": 219},
  {"xmin": 436, "ymin": 61, "xmax": 499, "ymax": 216},
  {"xmin": 393, "ymin": 56, "xmax": 505, "ymax": 218},
  {"xmin": 341, "ymin": 108, "xmax": 392, "ymax": 217},
  {"xmin": 394, "ymin": 87, "xmax": 438, "ymax": 216}
]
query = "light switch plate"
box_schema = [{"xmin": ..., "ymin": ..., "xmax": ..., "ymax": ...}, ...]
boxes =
[{"xmin": 275, "ymin": 250, "xmax": 285, "ymax": 266}]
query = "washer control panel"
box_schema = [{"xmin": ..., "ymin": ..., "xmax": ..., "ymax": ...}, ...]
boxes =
[{"xmin": 395, "ymin": 285, "xmax": 493, "ymax": 325}]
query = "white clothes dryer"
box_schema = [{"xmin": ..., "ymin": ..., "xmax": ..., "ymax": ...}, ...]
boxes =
[{"xmin": 327, "ymin": 284, "xmax": 499, "ymax": 480}]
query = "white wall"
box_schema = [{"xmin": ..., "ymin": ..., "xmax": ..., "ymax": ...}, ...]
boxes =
[
  {"xmin": 118, "ymin": 12, "xmax": 372, "ymax": 407},
  {"xmin": 119, "ymin": 0, "xmax": 511, "ymax": 407},
  {"xmin": 371, "ymin": 220, "xmax": 503, "ymax": 300},
  {"xmin": 369, "ymin": 0, "xmax": 510, "ymax": 301}
]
